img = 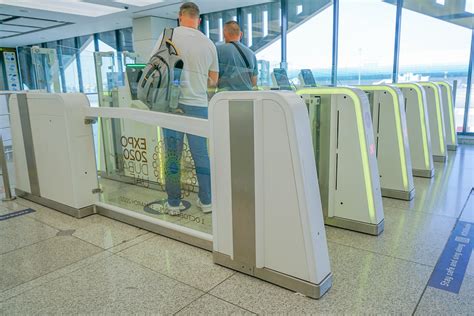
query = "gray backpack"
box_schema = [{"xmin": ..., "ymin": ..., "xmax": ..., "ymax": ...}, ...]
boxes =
[{"xmin": 137, "ymin": 28, "xmax": 184, "ymax": 112}]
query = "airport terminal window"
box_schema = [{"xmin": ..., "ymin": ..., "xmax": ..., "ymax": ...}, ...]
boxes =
[
  {"xmin": 118, "ymin": 28, "xmax": 134, "ymax": 52},
  {"xmin": 60, "ymin": 38, "xmax": 80, "ymax": 93},
  {"xmin": 203, "ymin": 9, "xmax": 237, "ymax": 43},
  {"xmin": 286, "ymin": 0, "xmax": 333, "ymax": 85},
  {"xmin": 399, "ymin": 8, "xmax": 472, "ymax": 132},
  {"xmin": 248, "ymin": 2, "xmax": 282, "ymax": 85},
  {"xmin": 244, "ymin": 1, "xmax": 282, "ymax": 50},
  {"xmin": 338, "ymin": 0, "xmax": 396, "ymax": 85},
  {"xmin": 466, "ymin": 70, "xmax": 474, "ymax": 133},
  {"xmin": 17, "ymin": 47, "xmax": 34, "ymax": 90}
]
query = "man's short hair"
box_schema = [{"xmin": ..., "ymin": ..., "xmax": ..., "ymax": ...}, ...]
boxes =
[
  {"xmin": 224, "ymin": 20, "xmax": 241, "ymax": 36},
  {"xmin": 179, "ymin": 2, "xmax": 200, "ymax": 18}
]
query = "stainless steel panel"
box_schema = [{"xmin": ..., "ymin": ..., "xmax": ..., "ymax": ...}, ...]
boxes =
[
  {"xmin": 325, "ymin": 216, "xmax": 384, "ymax": 236},
  {"xmin": 17, "ymin": 93, "xmax": 41, "ymax": 196},
  {"xmin": 213, "ymin": 252, "xmax": 332, "ymax": 299},
  {"xmin": 413, "ymin": 168, "xmax": 435, "ymax": 178},
  {"xmin": 381, "ymin": 187, "xmax": 416, "ymax": 201},
  {"xmin": 229, "ymin": 100, "xmax": 256, "ymax": 267},
  {"xmin": 15, "ymin": 188, "xmax": 94, "ymax": 218}
]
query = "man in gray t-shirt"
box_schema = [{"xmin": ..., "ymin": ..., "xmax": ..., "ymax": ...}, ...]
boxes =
[
  {"xmin": 150, "ymin": 2, "xmax": 218, "ymax": 216},
  {"xmin": 217, "ymin": 21, "xmax": 258, "ymax": 91}
]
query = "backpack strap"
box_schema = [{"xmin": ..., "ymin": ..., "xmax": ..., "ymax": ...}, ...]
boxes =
[
  {"xmin": 161, "ymin": 28, "xmax": 179, "ymax": 55},
  {"xmin": 230, "ymin": 41, "xmax": 250, "ymax": 69},
  {"xmin": 159, "ymin": 28, "xmax": 174, "ymax": 49},
  {"xmin": 230, "ymin": 41, "xmax": 253, "ymax": 81},
  {"xmin": 164, "ymin": 28, "xmax": 174, "ymax": 41}
]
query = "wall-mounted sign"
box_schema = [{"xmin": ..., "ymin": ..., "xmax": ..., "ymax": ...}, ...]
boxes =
[{"xmin": 3, "ymin": 51, "xmax": 20, "ymax": 91}]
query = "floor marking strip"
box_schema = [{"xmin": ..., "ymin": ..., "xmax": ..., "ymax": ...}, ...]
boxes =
[
  {"xmin": 427, "ymin": 191, "xmax": 474, "ymax": 294},
  {"xmin": 0, "ymin": 208, "xmax": 36, "ymax": 221}
]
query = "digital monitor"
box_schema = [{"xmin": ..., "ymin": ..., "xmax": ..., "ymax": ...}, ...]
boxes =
[
  {"xmin": 272, "ymin": 68, "xmax": 291, "ymax": 90},
  {"xmin": 300, "ymin": 69, "xmax": 316, "ymax": 86},
  {"xmin": 125, "ymin": 64, "xmax": 146, "ymax": 100}
]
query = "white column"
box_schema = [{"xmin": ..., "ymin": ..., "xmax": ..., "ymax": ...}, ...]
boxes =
[{"xmin": 132, "ymin": 16, "xmax": 177, "ymax": 62}]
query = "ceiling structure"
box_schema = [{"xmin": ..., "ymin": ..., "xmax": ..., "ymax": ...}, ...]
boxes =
[
  {"xmin": 1, "ymin": 0, "xmax": 471, "ymax": 47},
  {"xmin": 384, "ymin": 0, "xmax": 474, "ymax": 29},
  {"xmin": 0, "ymin": 0, "xmax": 272, "ymax": 47}
]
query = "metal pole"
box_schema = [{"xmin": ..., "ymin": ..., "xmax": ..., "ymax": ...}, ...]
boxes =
[
  {"xmin": 462, "ymin": 29, "xmax": 474, "ymax": 133},
  {"xmin": 57, "ymin": 40, "xmax": 67, "ymax": 93},
  {"xmin": 280, "ymin": 0, "xmax": 288, "ymax": 70},
  {"xmin": 392, "ymin": 0, "xmax": 403, "ymax": 83},
  {"xmin": 0, "ymin": 135, "xmax": 15, "ymax": 201},
  {"xmin": 331, "ymin": 0, "xmax": 339, "ymax": 86},
  {"xmin": 453, "ymin": 79, "xmax": 458, "ymax": 108},
  {"xmin": 75, "ymin": 37, "xmax": 84, "ymax": 93}
]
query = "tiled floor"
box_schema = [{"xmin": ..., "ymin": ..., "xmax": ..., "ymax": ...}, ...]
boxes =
[{"xmin": 0, "ymin": 145, "xmax": 473, "ymax": 314}]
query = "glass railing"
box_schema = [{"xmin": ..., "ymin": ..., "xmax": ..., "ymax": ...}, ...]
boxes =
[
  {"xmin": 96, "ymin": 115, "xmax": 212, "ymax": 234},
  {"xmin": 91, "ymin": 66, "xmax": 214, "ymax": 235}
]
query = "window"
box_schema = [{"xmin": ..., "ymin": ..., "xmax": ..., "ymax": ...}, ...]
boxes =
[
  {"xmin": 242, "ymin": 2, "xmax": 281, "ymax": 86},
  {"xmin": 78, "ymin": 35, "xmax": 98, "ymax": 96},
  {"xmin": 286, "ymin": 1, "xmax": 333, "ymax": 85},
  {"xmin": 466, "ymin": 67, "xmax": 474, "ymax": 132},
  {"xmin": 399, "ymin": 8, "xmax": 472, "ymax": 132},
  {"xmin": 466, "ymin": 0, "xmax": 474, "ymax": 13},
  {"xmin": 246, "ymin": 13, "xmax": 253, "ymax": 47},
  {"xmin": 205, "ymin": 19, "xmax": 210, "ymax": 38},
  {"xmin": 263, "ymin": 10, "xmax": 269, "ymax": 37},
  {"xmin": 17, "ymin": 46, "xmax": 34, "ymax": 90},
  {"xmin": 203, "ymin": 9, "xmax": 237, "ymax": 43},
  {"xmin": 60, "ymin": 38, "xmax": 80, "ymax": 92},
  {"xmin": 218, "ymin": 18, "xmax": 223, "ymax": 42},
  {"xmin": 338, "ymin": 0, "xmax": 396, "ymax": 85},
  {"xmin": 118, "ymin": 28, "xmax": 134, "ymax": 52},
  {"xmin": 296, "ymin": 5, "xmax": 303, "ymax": 15}
]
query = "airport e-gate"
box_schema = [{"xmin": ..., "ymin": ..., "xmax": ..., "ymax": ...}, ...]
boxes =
[
  {"xmin": 434, "ymin": 81, "xmax": 458, "ymax": 151},
  {"xmin": 9, "ymin": 91, "xmax": 333, "ymax": 299},
  {"xmin": 297, "ymin": 87, "xmax": 385, "ymax": 236},
  {"xmin": 393, "ymin": 83, "xmax": 435, "ymax": 178},
  {"xmin": 419, "ymin": 82, "xmax": 448, "ymax": 162},
  {"xmin": 358, "ymin": 85, "xmax": 415, "ymax": 201}
]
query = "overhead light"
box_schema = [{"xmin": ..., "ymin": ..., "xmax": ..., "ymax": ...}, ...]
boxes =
[
  {"xmin": 113, "ymin": 0, "xmax": 164, "ymax": 6},
  {"xmin": 435, "ymin": 0, "xmax": 445, "ymax": 5},
  {"xmin": 0, "ymin": 0, "xmax": 124, "ymax": 17}
]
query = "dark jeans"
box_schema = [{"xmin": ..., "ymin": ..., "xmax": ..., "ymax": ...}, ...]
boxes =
[{"xmin": 162, "ymin": 104, "xmax": 211, "ymax": 207}]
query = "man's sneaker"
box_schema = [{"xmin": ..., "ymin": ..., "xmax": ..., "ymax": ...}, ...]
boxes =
[
  {"xmin": 196, "ymin": 199, "xmax": 212, "ymax": 214},
  {"xmin": 161, "ymin": 202, "xmax": 185, "ymax": 216}
]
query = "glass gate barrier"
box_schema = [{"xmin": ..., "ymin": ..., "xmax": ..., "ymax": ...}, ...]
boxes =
[
  {"xmin": 96, "ymin": 116, "xmax": 212, "ymax": 236},
  {"xmin": 87, "ymin": 65, "xmax": 214, "ymax": 248},
  {"xmin": 30, "ymin": 47, "xmax": 61, "ymax": 93}
]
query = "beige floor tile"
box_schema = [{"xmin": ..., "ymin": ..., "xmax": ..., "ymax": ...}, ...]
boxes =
[
  {"xmin": 118, "ymin": 235, "xmax": 234, "ymax": 291},
  {"xmin": 326, "ymin": 206, "xmax": 457, "ymax": 266},
  {"xmin": 415, "ymin": 275, "xmax": 474, "ymax": 315},
  {"xmin": 210, "ymin": 242, "xmax": 432, "ymax": 314},
  {"xmin": 71, "ymin": 214, "xmax": 148, "ymax": 249},
  {"xmin": 0, "ymin": 216, "xmax": 58, "ymax": 254},
  {"xmin": 0, "ymin": 255, "xmax": 203, "ymax": 314},
  {"xmin": 176, "ymin": 294, "xmax": 255, "ymax": 315},
  {"xmin": 0, "ymin": 236, "xmax": 102, "ymax": 292}
]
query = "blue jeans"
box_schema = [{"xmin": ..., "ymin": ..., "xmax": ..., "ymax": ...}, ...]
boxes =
[{"xmin": 162, "ymin": 104, "xmax": 211, "ymax": 207}]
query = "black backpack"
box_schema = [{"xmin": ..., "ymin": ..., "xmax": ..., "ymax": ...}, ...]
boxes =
[{"xmin": 137, "ymin": 28, "xmax": 184, "ymax": 112}]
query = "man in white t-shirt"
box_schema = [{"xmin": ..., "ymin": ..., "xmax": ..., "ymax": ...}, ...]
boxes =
[{"xmin": 152, "ymin": 2, "xmax": 219, "ymax": 216}]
